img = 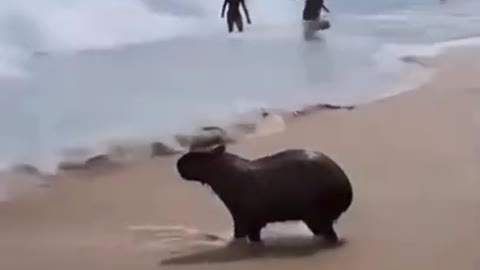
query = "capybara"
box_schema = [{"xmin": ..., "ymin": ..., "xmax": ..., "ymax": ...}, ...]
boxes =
[{"xmin": 176, "ymin": 144, "xmax": 353, "ymax": 244}]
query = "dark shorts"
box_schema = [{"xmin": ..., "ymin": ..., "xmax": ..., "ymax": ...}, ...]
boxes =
[
  {"xmin": 226, "ymin": 10, "xmax": 243, "ymax": 32},
  {"xmin": 303, "ymin": 0, "xmax": 322, "ymax": 20},
  {"xmin": 227, "ymin": 10, "xmax": 241, "ymax": 20}
]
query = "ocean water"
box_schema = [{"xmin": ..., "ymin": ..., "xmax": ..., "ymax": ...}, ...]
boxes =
[{"xmin": 0, "ymin": 0, "xmax": 480, "ymax": 172}]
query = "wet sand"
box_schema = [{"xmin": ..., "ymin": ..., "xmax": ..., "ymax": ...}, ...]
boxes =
[{"xmin": 0, "ymin": 48, "xmax": 479, "ymax": 270}]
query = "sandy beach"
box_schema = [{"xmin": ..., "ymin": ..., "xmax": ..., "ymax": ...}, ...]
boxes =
[{"xmin": 0, "ymin": 47, "xmax": 479, "ymax": 270}]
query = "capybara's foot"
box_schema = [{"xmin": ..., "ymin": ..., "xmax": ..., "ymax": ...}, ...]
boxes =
[
  {"xmin": 323, "ymin": 226, "xmax": 339, "ymax": 243},
  {"xmin": 249, "ymin": 240, "xmax": 265, "ymax": 248},
  {"xmin": 227, "ymin": 237, "xmax": 248, "ymax": 247},
  {"xmin": 323, "ymin": 237, "xmax": 347, "ymax": 248},
  {"xmin": 306, "ymin": 220, "xmax": 339, "ymax": 242},
  {"xmin": 247, "ymin": 229, "xmax": 262, "ymax": 243}
]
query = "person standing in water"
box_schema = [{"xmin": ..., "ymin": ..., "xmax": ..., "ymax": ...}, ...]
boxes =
[
  {"xmin": 221, "ymin": 0, "xmax": 252, "ymax": 33},
  {"xmin": 302, "ymin": 0, "xmax": 329, "ymax": 21}
]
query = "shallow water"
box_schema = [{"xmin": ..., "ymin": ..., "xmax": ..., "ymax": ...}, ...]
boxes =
[{"xmin": 0, "ymin": 0, "xmax": 479, "ymax": 171}]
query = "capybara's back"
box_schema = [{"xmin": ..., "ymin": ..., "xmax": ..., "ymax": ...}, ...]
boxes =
[{"xmin": 251, "ymin": 149, "xmax": 353, "ymax": 225}]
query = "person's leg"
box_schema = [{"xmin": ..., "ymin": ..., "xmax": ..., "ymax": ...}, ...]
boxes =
[
  {"xmin": 235, "ymin": 15, "xmax": 244, "ymax": 32},
  {"xmin": 226, "ymin": 13, "xmax": 234, "ymax": 33}
]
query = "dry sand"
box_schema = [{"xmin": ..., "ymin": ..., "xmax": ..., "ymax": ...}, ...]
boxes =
[{"xmin": 0, "ymin": 48, "xmax": 479, "ymax": 270}]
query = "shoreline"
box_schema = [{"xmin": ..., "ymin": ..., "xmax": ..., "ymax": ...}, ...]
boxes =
[
  {"xmin": 0, "ymin": 45, "xmax": 475, "ymax": 202},
  {"xmin": 2, "ymin": 33, "xmax": 480, "ymax": 176},
  {"xmin": 0, "ymin": 58, "xmax": 430, "ymax": 173}
]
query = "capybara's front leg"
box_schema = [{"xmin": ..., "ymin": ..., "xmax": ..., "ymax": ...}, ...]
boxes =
[
  {"xmin": 247, "ymin": 224, "xmax": 263, "ymax": 243},
  {"xmin": 233, "ymin": 216, "xmax": 248, "ymax": 239},
  {"xmin": 304, "ymin": 218, "xmax": 339, "ymax": 243},
  {"xmin": 227, "ymin": 217, "xmax": 249, "ymax": 246}
]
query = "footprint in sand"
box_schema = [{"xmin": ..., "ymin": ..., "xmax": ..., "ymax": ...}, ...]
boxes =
[{"xmin": 128, "ymin": 225, "xmax": 230, "ymax": 254}]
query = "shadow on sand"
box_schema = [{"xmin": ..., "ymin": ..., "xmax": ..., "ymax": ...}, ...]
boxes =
[{"xmin": 160, "ymin": 236, "xmax": 346, "ymax": 265}]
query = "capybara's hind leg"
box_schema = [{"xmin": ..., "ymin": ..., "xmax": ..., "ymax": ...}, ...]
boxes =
[
  {"xmin": 303, "ymin": 218, "xmax": 323, "ymax": 236},
  {"xmin": 304, "ymin": 219, "xmax": 339, "ymax": 243},
  {"xmin": 322, "ymin": 225, "xmax": 339, "ymax": 243}
]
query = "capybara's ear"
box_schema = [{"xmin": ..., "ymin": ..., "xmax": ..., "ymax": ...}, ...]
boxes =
[{"xmin": 211, "ymin": 144, "xmax": 226, "ymax": 155}]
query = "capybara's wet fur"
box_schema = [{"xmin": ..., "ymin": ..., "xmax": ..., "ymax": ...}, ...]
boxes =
[{"xmin": 176, "ymin": 145, "xmax": 353, "ymax": 244}]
